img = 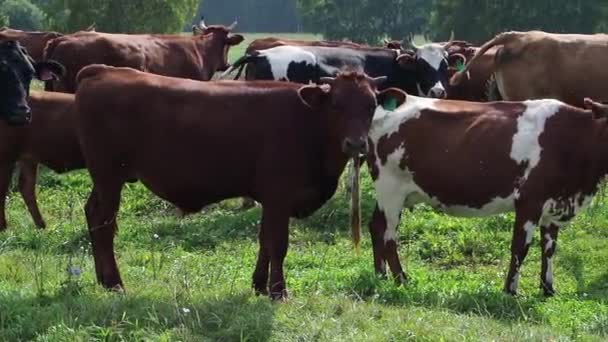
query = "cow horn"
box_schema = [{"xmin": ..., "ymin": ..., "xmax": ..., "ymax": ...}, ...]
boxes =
[
  {"xmin": 319, "ymin": 77, "xmax": 335, "ymax": 85},
  {"xmin": 227, "ymin": 19, "xmax": 238, "ymax": 31},
  {"xmin": 410, "ymin": 39, "xmax": 422, "ymax": 50},
  {"xmin": 199, "ymin": 16, "xmax": 208, "ymax": 30},
  {"xmin": 449, "ymin": 30, "xmax": 455, "ymax": 43}
]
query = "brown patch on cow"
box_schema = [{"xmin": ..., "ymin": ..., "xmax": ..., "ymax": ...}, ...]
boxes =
[
  {"xmin": 367, "ymin": 138, "xmax": 379, "ymax": 180},
  {"xmin": 0, "ymin": 28, "xmax": 62, "ymax": 62}
]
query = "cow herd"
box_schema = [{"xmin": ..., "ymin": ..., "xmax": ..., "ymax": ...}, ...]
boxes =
[{"xmin": 2, "ymin": 20, "xmax": 608, "ymax": 300}]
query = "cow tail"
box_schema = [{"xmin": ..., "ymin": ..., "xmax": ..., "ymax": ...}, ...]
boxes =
[
  {"xmin": 350, "ymin": 157, "xmax": 362, "ymax": 253},
  {"xmin": 220, "ymin": 54, "xmax": 254, "ymax": 80},
  {"xmin": 450, "ymin": 31, "xmax": 521, "ymax": 86}
]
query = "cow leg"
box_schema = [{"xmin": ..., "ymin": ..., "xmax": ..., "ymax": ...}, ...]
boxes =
[
  {"xmin": 84, "ymin": 183, "xmax": 124, "ymax": 290},
  {"xmin": 371, "ymin": 182, "xmax": 408, "ymax": 284},
  {"xmin": 369, "ymin": 204, "xmax": 388, "ymax": 277},
  {"xmin": 540, "ymin": 223, "xmax": 559, "ymax": 296},
  {"xmin": 18, "ymin": 160, "xmax": 46, "ymax": 229},
  {"xmin": 504, "ymin": 206, "xmax": 541, "ymax": 295},
  {"xmin": 252, "ymin": 224, "xmax": 270, "ymax": 296},
  {"xmin": 257, "ymin": 203, "xmax": 290, "ymax": 300},
  {"xmin": 0, "ymin": 163, "xmax": 15, "ymax": 231}
]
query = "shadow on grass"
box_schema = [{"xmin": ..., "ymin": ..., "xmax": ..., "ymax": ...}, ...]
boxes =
[{"xmin": 0, "ymin": 289, "xmax": 276, "ymax": 341}]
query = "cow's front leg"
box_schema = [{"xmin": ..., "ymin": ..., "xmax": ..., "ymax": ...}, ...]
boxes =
[
  {"xmin": 540, "ymin": 223, "xmax": 559, "ymax": 296},
  {"xmin": 256, "ymin": 202, "xmax": 290, "ymax": 300},
  {"xmin": 371, "ymin": 182, "xmax": 408, "ymax": 284},
  {"xmin": 504, "ymin": 205, "xmax": 541, "ymax": 295}
]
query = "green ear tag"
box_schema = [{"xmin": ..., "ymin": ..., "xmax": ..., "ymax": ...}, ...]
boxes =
[
  {"xmin": 456, "ymin": 60, "xmax": 466, "ymax": 72},
  {"xmin": 383, "ymin": 96, "xmax": 398, "ymax": 111}
]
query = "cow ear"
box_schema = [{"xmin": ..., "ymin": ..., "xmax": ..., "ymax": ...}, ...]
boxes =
[
  {"xmin": 396, "ymin": 53, "xmax": 416, "ymax": 70},
  {"xmin": 584, "ymin": 98, "xmax": 608, "ymax": 120},
  {"xmin": 34, "ymin": 60, "xmax": 65, "ymax": 81},
  {"xmin": 227, "ymin": 34, "xmax": 244, "ymax": 46},
  {"xmin": 377, "ymin": 88, "xmax": 407, "ymax": 111},
  {"xmin": 298, "ymin": 84, "xmax": 331, "ymax": 109}
]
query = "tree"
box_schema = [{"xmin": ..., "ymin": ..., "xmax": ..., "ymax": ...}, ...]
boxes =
[
  {"xmin": 297, "ymin": 0, "xmax": 431, "ymax": 44},
  {"xmin": 429, "ymin": 0, "xmax": 608, "ymax": 44},
  {"xmin": 1, "ymin": 0, "xmax": 46, "ymax": 31},
  {"xmin": 44, "ymin": 0, "xmax": 199, "ymax": 33}
]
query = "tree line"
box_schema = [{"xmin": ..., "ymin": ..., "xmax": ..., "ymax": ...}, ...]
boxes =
[{"xmin": 1, "ymin": 0, "xmax": 607, "ymax": 46}]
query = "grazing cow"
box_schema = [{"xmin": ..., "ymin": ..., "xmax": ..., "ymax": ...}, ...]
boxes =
[
  {"xmin": 43, "ymin": 18, "xmax": 244, "ymax": 92},
  {"xmin": 0, "ymin": 40, "xmax": 64, "ymax": 125},
  {"xmin": 0, "ymin": 91, "xmax": 81, "ymax": 230},
  {"xmin": 224, "ymin": 43, "xmax": 464, "ymax": 98},
  {"xmin": 451, "ymin": 31, "xmax": 608, "ymax": 107},
  {"xmin": 366, "ymin": 94, "xmax": 608, "ymax": 296},
  {"xmin": 0, "ymin": 27, "xmax": 63, "ymax": 62},
  {"xmin": 75, "ymin": 64, "xmax": 405, "ymax": 299}
]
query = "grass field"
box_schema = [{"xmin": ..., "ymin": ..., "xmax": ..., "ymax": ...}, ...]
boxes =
[{"xmin": 3, "ymin": 34, "xmax": 608, "ymax": 341}]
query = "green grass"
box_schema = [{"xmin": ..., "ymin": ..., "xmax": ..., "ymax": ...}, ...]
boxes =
[
  {"xmin": 2, "ymin": 165, "xmax": 608, "ymax": 341},
  {"xmin": 11, "ymin": 33, "xmax": 608, "ymax": 340}
]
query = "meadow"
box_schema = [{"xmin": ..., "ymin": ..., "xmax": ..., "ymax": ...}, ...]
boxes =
[{"xmin": 2, "ymin": 33, "xmax": 608, "ymax": 341}]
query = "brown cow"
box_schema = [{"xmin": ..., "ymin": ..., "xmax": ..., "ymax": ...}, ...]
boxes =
[
  {"xmin": 43, "ymin": 19, "xmax": 244, "ymax": 92},
  {"xmin": 366, "ymin": 93, "xmax": 608, "ymax": 296},
  {"xmin": 0, "ymin": 28, "xmax": 62, "ymax": 62},
  {"xmin": 0, "ymin": 91, "xmax": 81, "ymax": 230},
  {"xmin": 74, "ymin": 64, "xmax": 404, "ymax": 299},
  {"xmin": 443, "ymin": 41, "xmax": 498, "ymax": 102},
  {"xmin": 245, "ymin": 37, "xmax": 363, "ymax": 54},
  {"xmin": 450, "ymin": 31, "xmax": 608, "ymax": 107}
]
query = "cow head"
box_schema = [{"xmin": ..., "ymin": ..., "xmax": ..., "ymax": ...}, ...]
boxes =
[
  {"xmin": 396, "ymin": 41, "xmax": 455, "ymax": 98},
  {"xmin": 192, "ymin": 16, "xmax": 244, "ymax": 73},
  {"xmin": 298, "ymin": 71, "xmax": 406, "ymax": 157},
  {"xmin": 0, "ymin": 40, "xmax": 64, "ymax": 125}
]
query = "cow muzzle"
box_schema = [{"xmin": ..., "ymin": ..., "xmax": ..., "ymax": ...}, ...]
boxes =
[
  {"xmin": 429, "ymin": 86, "xmax": 447, "ymax": 99},
  {"xmin": 3, "ymin": 105, "xmax": 32, "ymax": 126},
  {"xmin": 342, "ymin": 137, "xmax": 368, "ymax": 157}
]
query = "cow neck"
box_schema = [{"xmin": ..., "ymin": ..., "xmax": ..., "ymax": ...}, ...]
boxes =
[
  {"xmin": 319, "ymin": 113, "xmax": 351, "ymax": 189},
  {"xmin": 194, "ymin": 36, "xmax": 219, "ymax": 80}
]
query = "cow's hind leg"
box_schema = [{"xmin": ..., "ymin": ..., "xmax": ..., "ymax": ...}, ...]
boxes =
[
  {"xmin": 504, "ymin": 204, "xmax": 541, "ymax": 295},
  {"xmin": 252, "ymin": 224, "xmax": 270, "ymax": 296},
  {"xmin": 18, "ymin": 160, "xmax": 46, "ymax": 229},
  {"xmin": 540, "ymin": 223, "xmax": 559, "ymax": 296},
  {"xmin": 370, "ymin": 181, "xmax": 408, "ymax": 284},
  {"xmin": 85, "ymin": 181, "xmax": 124, "ymax": 290}
]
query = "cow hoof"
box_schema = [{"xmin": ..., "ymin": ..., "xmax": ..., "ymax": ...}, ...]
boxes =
[
  {"xmin": 503, "ymin": 287, "xmax": 517, "ymax": 296},
  {"xmin": 252, "ymin": 282, "xmax": 268, "ymax": 296},
  {"xmin": 394, "ymin": 272, "xmax": 409, "ymax": 285},
  {"xmin": 35, "ymin": 221, "xmax": 46, "ymax": 229},
  {"xmin": 541, "ymin": 283, "xmax": 556, "ymax": 297},
  {"xmin": 240, "ymin": 198, "xmax": 257, "ymax": 210},
  {"xmin": 109, "ymin": 284, "xmax": 126, "ymax": 293},
  {"xmin": 269, "ymin": 289, "xmax": 288, "ymax": 301}
]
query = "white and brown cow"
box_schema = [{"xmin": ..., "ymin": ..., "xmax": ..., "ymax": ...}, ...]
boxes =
[{"xmin": 366, "ymin": 94, "xmax": 608, "ymax": 296}]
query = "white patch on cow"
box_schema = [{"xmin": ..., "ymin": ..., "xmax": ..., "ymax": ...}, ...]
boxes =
[
  {"xmin": 544, "ymin": 233, "xmax": 554, "ymax": 252},
  {"xmin": 540, "ymin": 193, "xmax": 594, "ymax": 227},
  {"xmin": 258, "ymin": 46, "xmax": 317, "ymax": 81},
  {"xmin": 510, "ymin": 271, "xmax": 520, "ymax": 293},
  {"xmin": 546, "ymin": 257, "xmax": 553, "ymax": 285},
  {"xmin": 524, "ymin": 221, "xmax": 536, "ymax": 245},
  {"xmin": 416, "ymin": 43, "xmax": 448, "ymax": 70},
  {"xmin": 510, "ymin": 99, "xmax": 562, "ymax": 180},
  {"xmin": 439, "ymin": 193, "xmax": 516, "ymax": 217},
  {"xmin": 370, "ymin": 94, "xmax": 438, "ymax": 141},
  {"xmin": 378, "ymin": 145, "xmax": 409, "ymax": 243}
]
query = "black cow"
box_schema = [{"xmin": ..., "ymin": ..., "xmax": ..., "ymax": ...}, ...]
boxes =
[
  {"xmin": 0, "ymin": 40, "xmax": 64, "ymax": 125},
  {"xmin": 223, "ymin": 43, "xmax": 464, "ymax": 98}
]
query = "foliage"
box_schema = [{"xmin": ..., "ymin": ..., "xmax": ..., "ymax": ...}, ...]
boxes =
[
  {"xmin": 0, "ymin": 0, "xmax": 46, "ymax": 31},
  {"xmin": 43, "ymin": 0, "xmax": 199, "ymax": 33},
  {"xmin": 197, "ymin": 0, "xmax": 301, "ymax": 32},
  {"xmin": 297, "ymin": 0, "xmax": 432, "ymax": 44},
  {"xmin": 429, "ymin": 0, "xmax": 608, "ymax": 44}
]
